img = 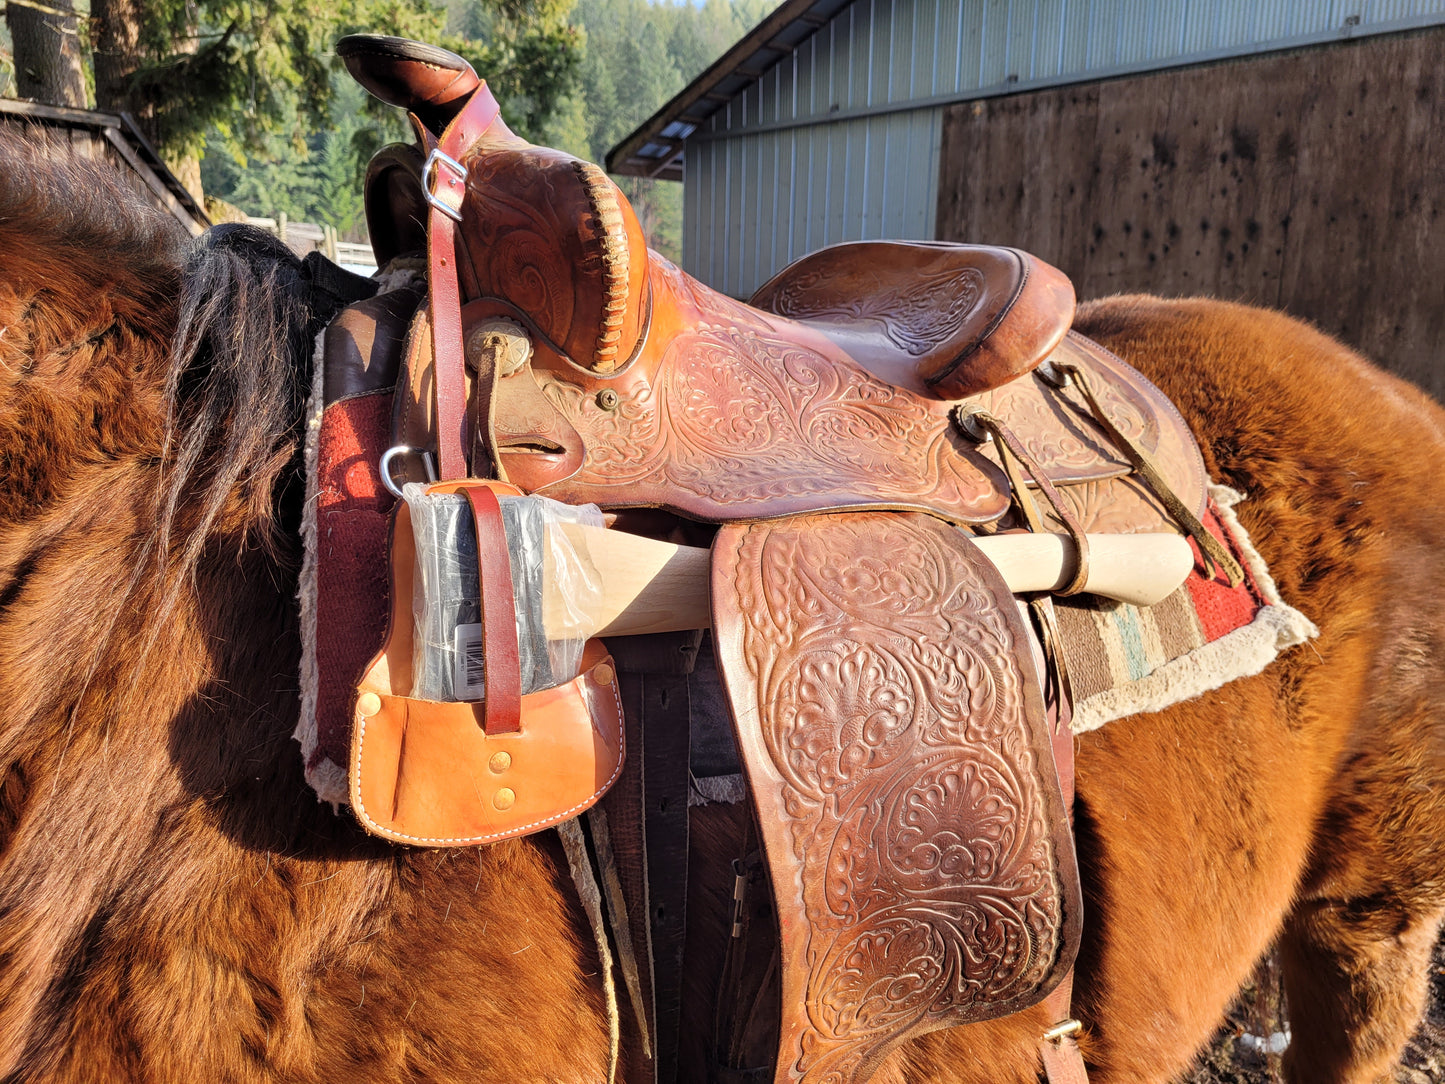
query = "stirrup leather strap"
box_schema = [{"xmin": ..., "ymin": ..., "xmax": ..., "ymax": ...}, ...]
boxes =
[{"xmin": 422, "ymin": 81, "xmax": 501, "ymax": 480}]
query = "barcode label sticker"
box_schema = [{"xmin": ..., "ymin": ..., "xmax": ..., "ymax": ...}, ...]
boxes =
[{"xmin": 453, "ymin": 623, "xmax": 486, "ymax": 700}]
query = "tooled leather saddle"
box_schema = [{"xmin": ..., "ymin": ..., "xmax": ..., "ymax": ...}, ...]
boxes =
[{"xmin": 306, "ymin": 33, "xmax": 1242, "ymax": 1084}]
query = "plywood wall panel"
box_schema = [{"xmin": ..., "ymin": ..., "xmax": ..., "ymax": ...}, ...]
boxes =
[{"xmin": 937, "ymin": 28, "xmax": 1445, "ymax": 394}]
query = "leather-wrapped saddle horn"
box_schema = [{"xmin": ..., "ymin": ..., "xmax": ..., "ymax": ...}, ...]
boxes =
[{"xmin": 336, "ymin": 34, "xmax": 479, "ymax": 134}]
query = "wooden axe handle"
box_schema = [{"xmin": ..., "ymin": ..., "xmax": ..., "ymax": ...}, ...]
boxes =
[{"xmin": 544, "ymin": 525, "xmax": 1194, "ymax": 639}]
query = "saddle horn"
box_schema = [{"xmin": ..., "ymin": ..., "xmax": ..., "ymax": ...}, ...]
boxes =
[{"xmin": 336, "ymin": 35, "xmax": 479, "ymax": 134}]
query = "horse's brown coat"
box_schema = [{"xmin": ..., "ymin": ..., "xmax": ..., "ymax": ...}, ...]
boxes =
[{"xmin": 1, "ymin": 134, "xmax": 1443, "ymax": 1084}]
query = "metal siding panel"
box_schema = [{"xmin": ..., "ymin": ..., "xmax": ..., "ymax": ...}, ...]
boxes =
[
  {"xmin": 758, "ymin": 66, "xmax": 778, "ymax": 127},
  {"xmin": 868, "ymin": 114, "xmax": 885, "ymax": 237},
  {"xmin": 778, "ymin": 50, "xmax": 797, "ymax": 124},
  {"xmin": 754, "ymin": 132, "xmax": 778, "ymax": 291},
  {"xmin": 797, "ymin": 126, "xmax": 817, "ymax": 258},
  {"xmin": 933, "ymin": 0, "xmax": 961, "ymax": 95},
  {"xmin": 881, "ymin": 114, "xmax": 911, "ymax": 236},
  {"xmin": 730, "ymin": 138, "xmax": 746, "ymax": 295},
  {"xmin": 682, "ymin": 147, "xmax": 700, "ymax": 280},
  {"xmin": 769, "ymin": 133, "xmax": 783, "ymax": 281},
  {"xmin": 706, "ymin": 142, "xmax": 721, "ymax": 282},
  {"xmin": 981, "ymin": 0, "xmax": 1011, "ymax": 85},
  {"xmin": 921, "ymin": 106, "xmax": 942, "ymax": 238},
  {"xmin": 829, "ymin": 16, "xmax": 844, "ymax": 114},
  {"xmin": 917, "ymin": 0, "xmax": 941, "ymax": 96},
  {"xmin": 907, "ymin": 108, "xmax": 937, "ymax": 237},
  {"xmin": 1059, "ymin": 0, "xmax": 1091, "ymax": 71},
  {"xmin": 848, "ymin": 0, "xmax": 872, "ymax": 110},
  {"xmin": 825, "ymin": 123, "xmax": 847, "ymax": 245},
  {"xmin": 791, "ymin": 130, "xmax": 803, "ymax": 268},
  {"xmin": 1002, "ymin": 0, "xmax": 1029, "ymax": 80},
  {"xmin": 794, "ymin": 32, "xmax": 815, "ymax": 120},
  {"xmin": 884, "ymin": 0, "xmax": 907, "ymax": 103},
  {"xmin": 711, "ymin": 139, "xmax": 724, "ymax": 289},
  {"xmin": 845, "ymin": 120, "xmax": 870, "ymax": 239},
  {"xmin": 726, "ymin": 136, "xmax": 738, "ymax": 293},
  {"xmin": 1032, "ymin": 0, "xmax": 1066, "ymax": 78}
]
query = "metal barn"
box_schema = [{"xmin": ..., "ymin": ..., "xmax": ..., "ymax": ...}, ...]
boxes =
[{"xmin": 610, "ymin": 1, "xmax": 1445, "ymax": 391}]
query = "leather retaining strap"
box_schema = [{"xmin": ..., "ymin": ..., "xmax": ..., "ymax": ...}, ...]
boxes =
[
  {"xmin": 461, "ymin": 485, "xmax": 520, "ymax": 735},
  {"xmin": 1038, "ymin": 630, "xmax": 1088, "ymax": 1084},
  {"xmin": 423, "ymin": 81, "xmax": 500, "ymax": 480}
]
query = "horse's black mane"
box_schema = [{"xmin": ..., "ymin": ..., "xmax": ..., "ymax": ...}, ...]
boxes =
[
  {"xmin": 162, "ymin": 223, "xmax": 371, "ymax": 589},
  {"xmin": 0, "ymin": 130, "xmax": 370, "ymax": 637}
]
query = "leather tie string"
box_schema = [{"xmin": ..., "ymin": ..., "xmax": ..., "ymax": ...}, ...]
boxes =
[
  {"xmin": 955, "ymin": 405, "xmax": 1093, "ymax": 597},
  {"xmin": 1050, "ymin": 361, "xmax": 1244, "ymax": 587}
]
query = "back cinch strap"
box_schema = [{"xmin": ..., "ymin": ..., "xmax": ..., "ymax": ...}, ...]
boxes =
[{"xmin": 423, "ymin": 82, "xmax": 501, "ymax": 481}]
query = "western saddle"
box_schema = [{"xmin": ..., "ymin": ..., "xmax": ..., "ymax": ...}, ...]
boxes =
[{"xmin": 310, "ymin": 33, "xmax": 1242, "ymax": 1084}]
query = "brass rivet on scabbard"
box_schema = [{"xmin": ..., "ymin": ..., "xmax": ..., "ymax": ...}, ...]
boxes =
[
  {"xmin": 493, "ymin": 787, "xmax": 516, "ymax": 810},
  {"xmin": 595, "ymin": 388, "xmax": 619, "ymax": 411},
  {"xmin": 357, "ymin": 692, "xmax": 382, "ymax": 718},
  {"xmin": 593, "ymin": 662, "xmax": 615, "ymax": 686},
  {"xmin": 488, "ymin": 751, "xmax": 512, "ymax": 774}
]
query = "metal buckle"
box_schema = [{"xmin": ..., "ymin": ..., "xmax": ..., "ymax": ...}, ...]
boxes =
[
  {"xmin": 422, "ymin": 148, "xmax": 467, "ymax": 223},
  {"xmin": 1042, "ymin": 1018, "xmax": 1083, "ymax": 1044}
]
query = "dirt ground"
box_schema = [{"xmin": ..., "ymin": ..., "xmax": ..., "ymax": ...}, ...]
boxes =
[{"xmin": 1182, "ymin": 935, "xmax": 1445, "ymax": 1083}]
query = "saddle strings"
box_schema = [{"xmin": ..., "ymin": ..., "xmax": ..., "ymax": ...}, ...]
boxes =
[
  {"xmin": 953, "ymin": 406, "xmax": 1083, "ymax": 718},
  {"xmin": 954, "ymin": 406, "xmax": 1093, "ymax": 596},
  {"xmin": 1049, "ymin": 361, "xmax": 1245, "ymax": 587}
]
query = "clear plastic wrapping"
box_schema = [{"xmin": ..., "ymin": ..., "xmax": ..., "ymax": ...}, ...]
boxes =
[{"xmin": 402, "ymin": 484, "xmax": 604, "ymax": 702}]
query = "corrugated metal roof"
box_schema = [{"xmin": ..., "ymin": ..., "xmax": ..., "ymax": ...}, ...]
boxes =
[{"xmin": 609, "ymin": 0, "xmax": 1445, "ymax": 177}]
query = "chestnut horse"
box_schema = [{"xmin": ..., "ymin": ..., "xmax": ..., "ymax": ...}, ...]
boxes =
[{"xmin": 1, "ymin": 132, "xmax": 1443, "ymax": 1084}]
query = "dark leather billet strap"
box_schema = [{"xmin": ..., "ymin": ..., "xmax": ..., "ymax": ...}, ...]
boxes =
[
  {"xmin": 602, "ymin": 631, "xmax": 703, "ymax": 1083},
  {"xmin": 711, "ymin": 512, "xmax": 1082, "ymax": 1084}
]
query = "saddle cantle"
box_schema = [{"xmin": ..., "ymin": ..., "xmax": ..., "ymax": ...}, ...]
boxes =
[
  {"xmin": 304, "ymin": 35, "xmax": 1255, "ymax": 1084},
  {"xmin": 749, "ymin": 240, "xmax": 1076, "ymax": 399}
]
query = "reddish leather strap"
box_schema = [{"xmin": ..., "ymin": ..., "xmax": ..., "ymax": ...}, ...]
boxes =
[
  {"xmin": 424, "ymin": 82, "xmax": 500, "ymax": 480},
  {"xmin": 1040, "ymin": 688, "xmax": 1088, "ymax": 1083},
  {"xmin": 462, "ymin": 485, "xmax": 521, "ymax": 735}
]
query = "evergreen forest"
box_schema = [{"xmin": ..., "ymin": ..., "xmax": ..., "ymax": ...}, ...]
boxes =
[{"xmin": 1, "ymin": 0, "xmax": 771, "ymax": 261}]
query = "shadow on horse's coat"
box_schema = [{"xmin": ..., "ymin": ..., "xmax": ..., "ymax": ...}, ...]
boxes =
[{"xmin": 1, "ymin": 130, "xmax": 1443, "ymax": 1084}]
